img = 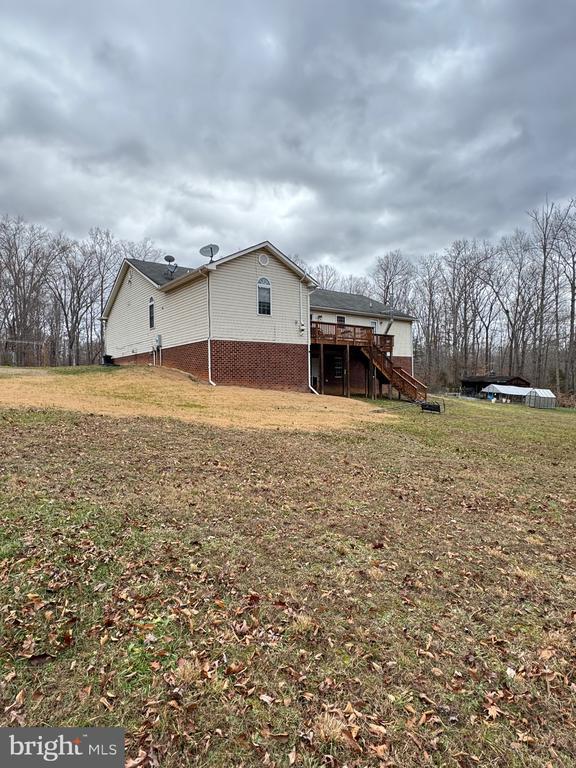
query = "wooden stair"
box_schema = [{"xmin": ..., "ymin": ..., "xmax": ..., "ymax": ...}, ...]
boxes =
[{"xmin": 361, "ymin": 346, "xmax": 427, "ymax": 401}]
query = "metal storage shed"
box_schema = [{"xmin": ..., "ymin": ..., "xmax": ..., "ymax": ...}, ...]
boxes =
[{"xmin": 525, "ymin": 388, "xmax": 556, "ymax": 409}]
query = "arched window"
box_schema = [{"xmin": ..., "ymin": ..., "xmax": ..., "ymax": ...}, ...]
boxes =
[
  {"xmin": 257, "ymin": 277, "xmax": 271, "ymax": 315},
  {"xmin": 149, "ymin": 297, "xmax": 155, "ymax": 329}
]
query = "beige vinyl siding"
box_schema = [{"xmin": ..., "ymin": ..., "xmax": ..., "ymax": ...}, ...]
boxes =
[
  {"xmin": 311, "ymin": 310, "xmax": 413, "ymax": 358},
  {"xmin": 105, "ymin": 266, "xmax": 208, "ymax": 357},
  {"xmin": 210, "ymin": 251, "xmax": 309, "ymax": 344},
  {"xmin": 159, "ymin": 277, "xmax": 208, "ymax": 347}
]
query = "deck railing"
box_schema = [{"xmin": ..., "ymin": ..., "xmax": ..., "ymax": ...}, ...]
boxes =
[
  {"xmin": 373, "ymin": 333, "xmax": 394, "ymax": 354},
  {"xmin": 310, "ymin": 321, "xmax": 393, "ymax": 352}
]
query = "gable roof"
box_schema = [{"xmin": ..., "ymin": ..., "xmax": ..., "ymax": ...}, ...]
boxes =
[
  {"xmin": 102, "ymin": 241, "xmax": 317, "ymax": 318},
  {"xmin": 462, "ymin": 374, "xmax": 531, "ymax": 385},
  {"xmin": 310, "ymin": 288, "xmax": 414, "ymax": 320},
  {"xmin": 161, "ymin": 240, "xmax": 316, "ymax": 292},
  {"xmin": 527, "ymin": 388, "xmax": 556, "ymax": 398},
  {"xmin": 126, "ymin": 258, "xmax": 194, "ymax": 287}
]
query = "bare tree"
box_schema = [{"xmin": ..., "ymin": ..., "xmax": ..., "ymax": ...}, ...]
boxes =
[
  {"xmin": 0, "ymin": 216, "xmax": 56, "ymax": 365},
  {"xmin": 371, "ymin": 250, "xmax": 415, "ymax": 311},
  {"xmin": 528, "ymin": 199, "xmax": 574, "ymax": 384},
  {"xmin": 83, "ymin": 228, "xmax": 123, "ymax": 360},
  {"xmin": 309, "ymin": 263, "xmax": 342, "ymax": 290},
  {"xmin": 556, "ymin": 210, "xmax": 576, "ymax": 392},
  {"xmin": 118, "ymin": 237, "xmax": 163, "ymax": 262},
  {"xmin": 337, "ymin": 273, "xmax": 374, "ymax": 296},
  {"xmin": 46, "ymin": 238, "xmax": 99, "ymax": 366},
  {"xmin": 413, "ymin": 254, "xmax": 444, "ymax": 384}
]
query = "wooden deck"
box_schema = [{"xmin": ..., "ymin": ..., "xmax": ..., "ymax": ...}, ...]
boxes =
[{"xmin": 310, "ymin": 321, "xmax": 393, "ymax": 353}]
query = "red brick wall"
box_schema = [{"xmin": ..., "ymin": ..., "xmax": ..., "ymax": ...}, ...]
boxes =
[
  {"xmin": 114, "ymin": 341, "xmax": 208, "ymax": 380},
  {"xmin": 392, "ymin": 356, "xmax": 414, "ymax": 376},
  {"xmin": 114, "ymin": 350, "xmax": 153, "ymax": 366},
  {"xmin": 114, "ymin": 340, "xmax": 308, "ymax": 391},
  {"xmin": 212, "ymin": 340, "xmax": 308, "ymax": 391},
  {"xmin": 161, "ymin": 341, "xmax": 209, "ymax": 380},
  {"xmin": 114, "ymin": 341, "xmax": 412, "ymax": 393}
]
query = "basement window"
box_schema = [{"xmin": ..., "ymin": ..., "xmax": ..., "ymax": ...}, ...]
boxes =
[
  {"xmin": 257, "ymin": 277, "xmax": 271, "ymax": 315},
  {"xmin": 149, "ymin": 297, "xmax": 155, "ymax": 329}
]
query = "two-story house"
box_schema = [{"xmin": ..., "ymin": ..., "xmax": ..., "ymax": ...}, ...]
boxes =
[{"xmin": 102, "ymin": 241, "xmax": 426, "ymax": 400}]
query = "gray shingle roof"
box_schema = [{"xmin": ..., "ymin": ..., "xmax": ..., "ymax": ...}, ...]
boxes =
[
  {"xmin": 310, "ymin": 289, "xmax": 414, "ymax": 320},
  {"xmin": 127, "ymin": 258, "xmax": 195, "ymax": 287}
]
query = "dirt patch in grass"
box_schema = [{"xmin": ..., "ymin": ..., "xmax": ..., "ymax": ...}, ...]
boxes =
[
  {"xmin": 1, "ymin": 397, "xmax": 575, "ymax": 766},
  {"xmin": 0, "ymin": 365, "xmax": 386, "ymax": 431}
]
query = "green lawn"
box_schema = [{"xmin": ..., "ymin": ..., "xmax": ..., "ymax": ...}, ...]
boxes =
[{"xmin": 1, "ymin": 391, "xmax": 575, "ymax": 767}]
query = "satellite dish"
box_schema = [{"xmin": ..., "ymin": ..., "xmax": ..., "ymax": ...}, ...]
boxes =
[
  {"xmin": 200, "ymin": 244, "xmax": 219, "ymax": 263},
  {"xmin": 164, "ymin": 253, "xmax": 177, "ymax": 275}
]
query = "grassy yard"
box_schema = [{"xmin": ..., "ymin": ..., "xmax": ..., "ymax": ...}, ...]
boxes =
[{"xmin": 0, "ymin": 369, "xmax": 575, "ymax": 767}]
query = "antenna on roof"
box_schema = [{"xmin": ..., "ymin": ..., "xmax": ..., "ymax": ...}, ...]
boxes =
[
  {"xmin": 199, "ymin": 244, "xmax": 219, "ymax": 263},
  {"xmin": 164, "ymin": 254, "xmax": 177, "ymax": 277}
]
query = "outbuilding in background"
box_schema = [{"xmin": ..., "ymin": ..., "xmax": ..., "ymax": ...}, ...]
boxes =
[
  {"xmin": 481, "ymin": 384, "xmax": 531, "ymax": 402},
  {"xmin": 525, "ymin": 388, "xmax": 556, "ymax": 409}
]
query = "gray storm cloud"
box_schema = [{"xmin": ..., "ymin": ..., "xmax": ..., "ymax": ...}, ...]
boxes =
[{"xmin": 0, "ymin": 0, "xmax": 575, "ymax": 269}]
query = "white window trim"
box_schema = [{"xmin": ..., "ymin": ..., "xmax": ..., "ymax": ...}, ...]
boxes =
[
  {"xmin": 257, "ymin": 276, "xmax": 272, "ymax": 316},
  {"xmin": 149, "ymin": 297, "xmax": 155, "ymax": 329}
]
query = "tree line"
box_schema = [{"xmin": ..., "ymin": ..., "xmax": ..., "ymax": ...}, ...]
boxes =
[
  {"xmin": 297, "ymin": 198, "xmax": 576, "ymax": 394},
  {"xmin": 1, "ymin": 197, "xmax": 575, "ymax": 393},
  {"xmin": 0, "ymin": 216, "xmax": 161, "ymax": 367}
]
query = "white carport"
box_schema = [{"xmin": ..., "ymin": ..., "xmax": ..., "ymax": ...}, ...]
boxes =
[{"xmin": 481, "ymin": 384, "xmax": 531, "ymax": 401}]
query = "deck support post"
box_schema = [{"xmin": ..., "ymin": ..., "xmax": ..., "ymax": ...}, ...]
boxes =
[
  {"xmin": 346, "ymin": 344, "xmax": 351, "ymax": 398},
  {"xmin": 319, "ymin": 343, "xmax": 324, "ymax": 395},
  {"xmin": 368, "ymin": 359, "xmax": 374, "ymax": 399},
  {"xmin": 367, "ymin": 360, "xmax": 371, "ymax": 399}
]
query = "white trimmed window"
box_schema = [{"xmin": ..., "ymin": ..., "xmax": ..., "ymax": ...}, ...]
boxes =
[
  {"xmin": 257, "ymin": 277, "xmax": 271, "ymax": 315},
  {"xmin": 149, "ymin": 297, "xmax": 155, "ymax": 329}
]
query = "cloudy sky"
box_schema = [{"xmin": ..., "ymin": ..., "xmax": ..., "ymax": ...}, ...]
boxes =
[{"xmin": 1, "ymin": 0, "xmax": 575, "ymax": 271}]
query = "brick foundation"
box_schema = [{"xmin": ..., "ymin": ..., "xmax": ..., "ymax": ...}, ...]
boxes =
[
  {"xmin": 114, "ymin": 350, "xmax": 153, "ymax": 366},
  {"xmin": 392, "ymin": 356, "xmax": 414, "ymax": 376},
  {"xmin": 114, "ymin": 341, "xmax": 209, "ymax": 380},
  {"xmin": 114, "ymin": 341, "xmax": 412, "ymax": 394},
  {"xmin": 211, "ymin": 340, "xmax": 308, "ymax": 391},
  {"xmin": 161, "ymin": 341, "xmax": 209, "ymax": 380},
  {"xmin": 114, "ymin": 339, "xmax": 308, "ymax": 391}
]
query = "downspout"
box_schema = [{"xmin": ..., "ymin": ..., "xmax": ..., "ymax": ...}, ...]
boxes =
[
  {"xmin": 206, "ymin": 268, "xmax": 216, "ymax": 386},
  {"xmin": 101, "ymin": 318, "xmax": 107, "ymax": 364},
  {"xmin": 302, "ymin": 278, "xmax": 320, "ymax": 395}
]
